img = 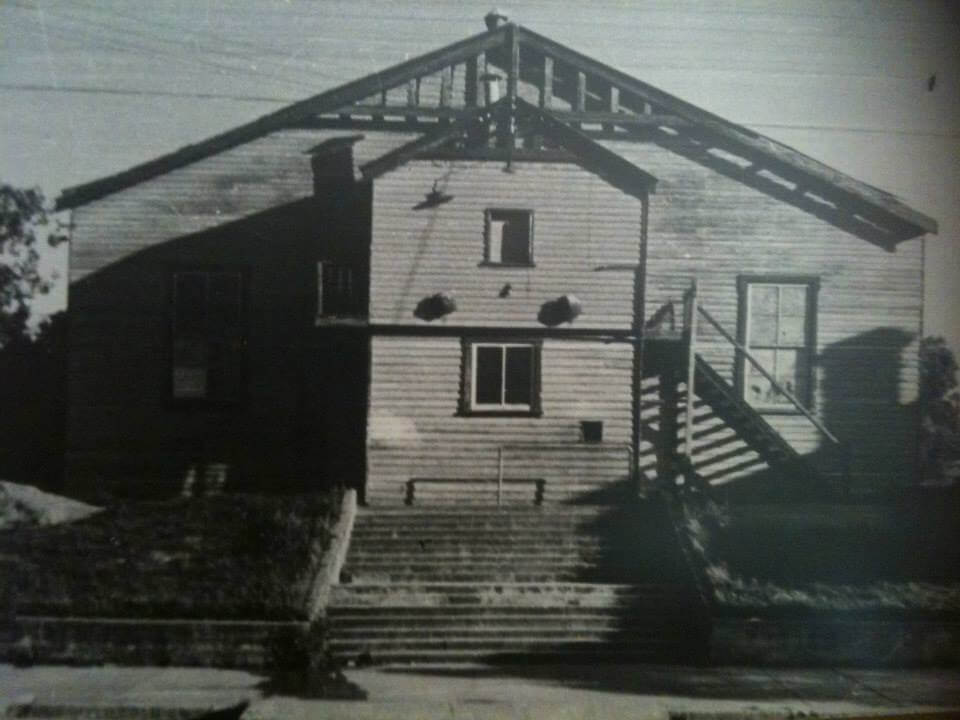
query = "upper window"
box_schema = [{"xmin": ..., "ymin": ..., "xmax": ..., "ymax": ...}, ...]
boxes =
[
  {"xmin": 463, "ymin": 340, "xmax": 542, "ymax": 415},
  {"xmin": 171, "ymin": 269, "xmax": 245, "ymax": 402},
  {"xmin": 318, "ymin": 261, "xmax": 361, "ymax": 317},
  {"xmin": 484, "ymin": 209, "xmax": 533, "ymax": 266},
  {"xmin": 738, "ymin": 276, "xmax": 818, "ymax": 410}
]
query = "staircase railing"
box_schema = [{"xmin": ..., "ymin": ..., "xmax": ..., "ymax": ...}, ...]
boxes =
[{"xmin": 681, "ymin": 280, "xmax": 849, "ymax": 477}]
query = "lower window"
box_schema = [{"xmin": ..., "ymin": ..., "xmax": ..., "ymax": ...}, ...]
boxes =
[
  {"xmin": 462, "ymin": 340, "xmax": 542, "ymax": 415},
  {"xmin": 171, "ymin": 269, "xmax": 246, "ymax": 403}
]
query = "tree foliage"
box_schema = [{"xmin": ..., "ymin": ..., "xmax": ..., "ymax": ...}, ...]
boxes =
[
  {"xmin": 0, "ymin": 184, "xmax": 68, "ymax": 347},
  {"xmin": 919, "ymin": 336, "xmax": 960, "ymax": 481}
]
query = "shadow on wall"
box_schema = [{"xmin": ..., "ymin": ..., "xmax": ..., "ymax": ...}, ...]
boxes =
[
  {"xmin": 64, "ymin": 193, "xmax": 370, "ymax": 502},
  {"xmin": 640, "ymin": 327, "xmax": 919, "ymax": 501},
  {"xmin": 0, "ymin": 312, "xmax": 68, "ymax": 492},
  {"xmin": 731, "ymin": 327, "xmax": 917, "ymax": 500},
  {"xmin": 816, "ymin": 327, "xmax": 917, "ymax": 493}
]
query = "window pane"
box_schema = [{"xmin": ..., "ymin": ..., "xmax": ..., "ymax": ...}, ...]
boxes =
[
  {"xmin": 780, "ymin": 285, "xmax": 807, "ymax": 316},
  {"xmin": 488, "ymin": 210, "xmax": 531, "ymax": 264},
  {"xmin": 750, "ymin": 313, "xmax": 778, "ymax": 345},
  {"xmin": 751, "ymin": 285, "xmax": 778, "ymax": 313},
  {"xmin": 743, "ymin": 281, "xmax": 813, "ymax": 407},
  {"xmin": 487, "ymin": 219, "xmax": 505, "ymax": 262},
  {"xmin": 207, "ymin": 338, "xmax": 243, "ymax": 400},
  {"xmin": 322, "ymin": 264, "xmax": 356, "ymax": 315},
  {"xmin": 175, "ymin": 272, "xmax": 206, "ymax": 330},
  {"xmin": 173, "ymin": 336, "xmax": 208, "ymax": 399},
  {"xmin": 774, "ymin": 348, "xmax": 808, "ymax": 402},
  {"xmin": 172, "ymin": 270, "xmax": 245, "ymax": 401},
  {"xmin": 173, "ymin": 367, "xmax": 207, "ymax": 398},
  {"xmin": 475, "ymin": 346, "xmax": 503, "ymax": 404},
  {"xmin": 778, "ymin": 315, "xmax": 806, "ymax": 345},
  {"xmin": 209, "ymin": 272, "xmax": 241, "ymax": 329},
  {"xmin": 745, "ymin": 348, "xmax": 776, "ymax": 405},
  {"xmin": 504, "ymin": 346, "xmax": 533, "ymax": 405},
  {"xmin": 500, "ymin": 216, "xmax": 530, "ymax": 264}
]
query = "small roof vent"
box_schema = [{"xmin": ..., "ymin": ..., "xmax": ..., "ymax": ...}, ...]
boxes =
[{"xmin": 484, "ymin": 8, "xmax": 508, "ymax": 30}]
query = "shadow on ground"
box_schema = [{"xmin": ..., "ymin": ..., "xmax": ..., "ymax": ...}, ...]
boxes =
[
  {"xmin": 256, "ymin": 669, "xmax": 368, "ymax": 701},
  {"xmin": 542, "ymin": 485, "xmax": 710, "ymax": 664},
  {"xmin": 374, "ymin": 663, "xmax": 960, "ymax": 706}
]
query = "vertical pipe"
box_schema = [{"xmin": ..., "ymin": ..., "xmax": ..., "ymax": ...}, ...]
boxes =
[
  {"xmin": 439, "ymin": 66, "xmax": 453, "ymax": 108},
  {"xmin": 632, "ymin": 195, "xmax": 649, "ymax": 495},
  {"xmin": 685, "ymin": 278, "xmax": 699, "ymax": 459}
]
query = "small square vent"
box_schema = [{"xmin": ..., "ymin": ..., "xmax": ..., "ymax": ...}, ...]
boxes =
[{"xmin": 581, "ymin": 420, "xmax": 603, "ymax": 443}]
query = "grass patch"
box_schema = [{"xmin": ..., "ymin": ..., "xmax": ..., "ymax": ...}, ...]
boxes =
[
  {"xmin": 1, "ymin": 491, "xmax": 339, "ymax": 620},
  {"xmin": 678, "ymin": 489, "xmax": 960, "ymax": 615}
]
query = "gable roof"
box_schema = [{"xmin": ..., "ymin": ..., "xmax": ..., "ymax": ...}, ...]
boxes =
[{"xmin": 56, "ymin": 22, "xmax": 937, "ymax": 242}]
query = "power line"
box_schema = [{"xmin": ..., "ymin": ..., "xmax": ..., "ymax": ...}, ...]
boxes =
[
  {"xmin": 0, "ymin": 82, "xmax": 293, "ymax": 104},
  {"xmin": 3, "ymin": 81, "xmax": 957, "ymax": 140},
  {"xmin": 7, "ymin": 1, "xmax": 345, "ymax": 91}
]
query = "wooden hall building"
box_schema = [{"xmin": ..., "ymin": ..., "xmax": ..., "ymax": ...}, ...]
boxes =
[{"xmin": 57, "ymin": 17, "xmax": 938, "ymax": 503}]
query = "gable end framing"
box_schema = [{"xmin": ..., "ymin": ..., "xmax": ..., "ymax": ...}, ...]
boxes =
[{"xmin": 56, "ymin": 22, "xmax": 936, "ymax": 243}]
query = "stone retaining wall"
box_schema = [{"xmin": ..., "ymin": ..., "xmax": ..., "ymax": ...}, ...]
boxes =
[{"xmin": 5, "ymin": 616, "xmax": 309, "ymax": 669}]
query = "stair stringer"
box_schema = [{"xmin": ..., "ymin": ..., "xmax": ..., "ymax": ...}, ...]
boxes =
[
  {"xmin": 687, "ymin": 354, "xmax": 820, "ymax": 487},
  {"xmin": 637, "ymin": 345, "xmax": 824, "ymax": 490}
]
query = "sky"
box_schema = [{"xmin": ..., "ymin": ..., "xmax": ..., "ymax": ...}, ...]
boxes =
[{"xmin": 1, "ymin": 0, "xmax": 958, "ymax": 350}]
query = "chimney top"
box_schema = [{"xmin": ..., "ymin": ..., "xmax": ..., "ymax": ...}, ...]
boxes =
[{"xmin": 484, "ymin": 8, "xmax": 508, "ymax": 30}]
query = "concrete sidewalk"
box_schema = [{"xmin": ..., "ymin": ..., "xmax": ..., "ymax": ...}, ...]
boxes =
[{"xmin": 2, "ymin": 662, "xmax": 959, "ymax": 719}]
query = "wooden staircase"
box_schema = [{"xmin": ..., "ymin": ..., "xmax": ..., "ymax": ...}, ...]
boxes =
[
  {"xmin": 327, "ymin": 503, "xmax": 707, "ymax": 664},
  {"xmin": 649, "ymin": 279, "xmax": 847, "ymax": 493},
  {"xmin": 691, "ymin": 355, "xmax": 814, "ymax": 482}
]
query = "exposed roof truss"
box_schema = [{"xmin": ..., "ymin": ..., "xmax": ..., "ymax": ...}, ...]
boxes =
[
  {"xmin": 359, "ymin": 97, "xmax": 658, "ymax": 200},
  {"xmin": 56, "ymin": 21, "xmax": 937, "ymax": 245}
]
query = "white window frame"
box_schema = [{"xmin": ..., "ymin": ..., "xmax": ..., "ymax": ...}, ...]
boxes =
[
  {"xmin": 469, "ymin": 341, "xmax": 539, "ymax": 412},
  {"xmin": 739, "ymin": 276, "xmax": 818, "ymax": 412}
]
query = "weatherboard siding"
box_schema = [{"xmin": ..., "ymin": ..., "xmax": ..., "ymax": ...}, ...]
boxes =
[
  {"xmin": 64, "ymin": 130, "xmax": 412, "ymax": 495},
  {"xmin": 68, "ymin": 130, "xmax": 415, "ymax": 283},
  {"xmin": 366, "ymin": 335, "xmax": 634, "ymax": 504},
  {"xmin": 369, "ymin": 159, "xmax": 643, "ymax": 329},
  {"xmin": 602, "ymin": 140, "xmax": 924, "ymax": 489}
]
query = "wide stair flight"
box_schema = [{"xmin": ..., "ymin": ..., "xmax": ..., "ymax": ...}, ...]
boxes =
[{"xmin": 327, "ymin": 502, "xmax": 706, "ymax": 664}]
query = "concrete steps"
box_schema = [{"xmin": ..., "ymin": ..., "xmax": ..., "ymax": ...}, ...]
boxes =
[
  {"xmin": 330, "ymin": 582, "xmax": 682, "ymax": 607},
  {"xmin": 326, "ymin": 504, "xmax": 706, "ymax": 664}
]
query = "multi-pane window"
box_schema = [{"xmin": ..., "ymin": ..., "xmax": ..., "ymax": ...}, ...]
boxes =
[
  {"xmin": 740, "ymin": 277, "xmax": 817, "ymax": 409},
  {"xmin": 318, "ymin": 261, "xmax": 361, "ymax": 317},
  {"xmin": 485, "ymin": 209, "xmax": 533, "ymax": 265},
  {"xmin": 465, "ymin": 341, "xmax": 541, "ymax": 413},
  {"xmin": 171, "ymin": 270, "xmax": 244, "ymax": 402}
]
